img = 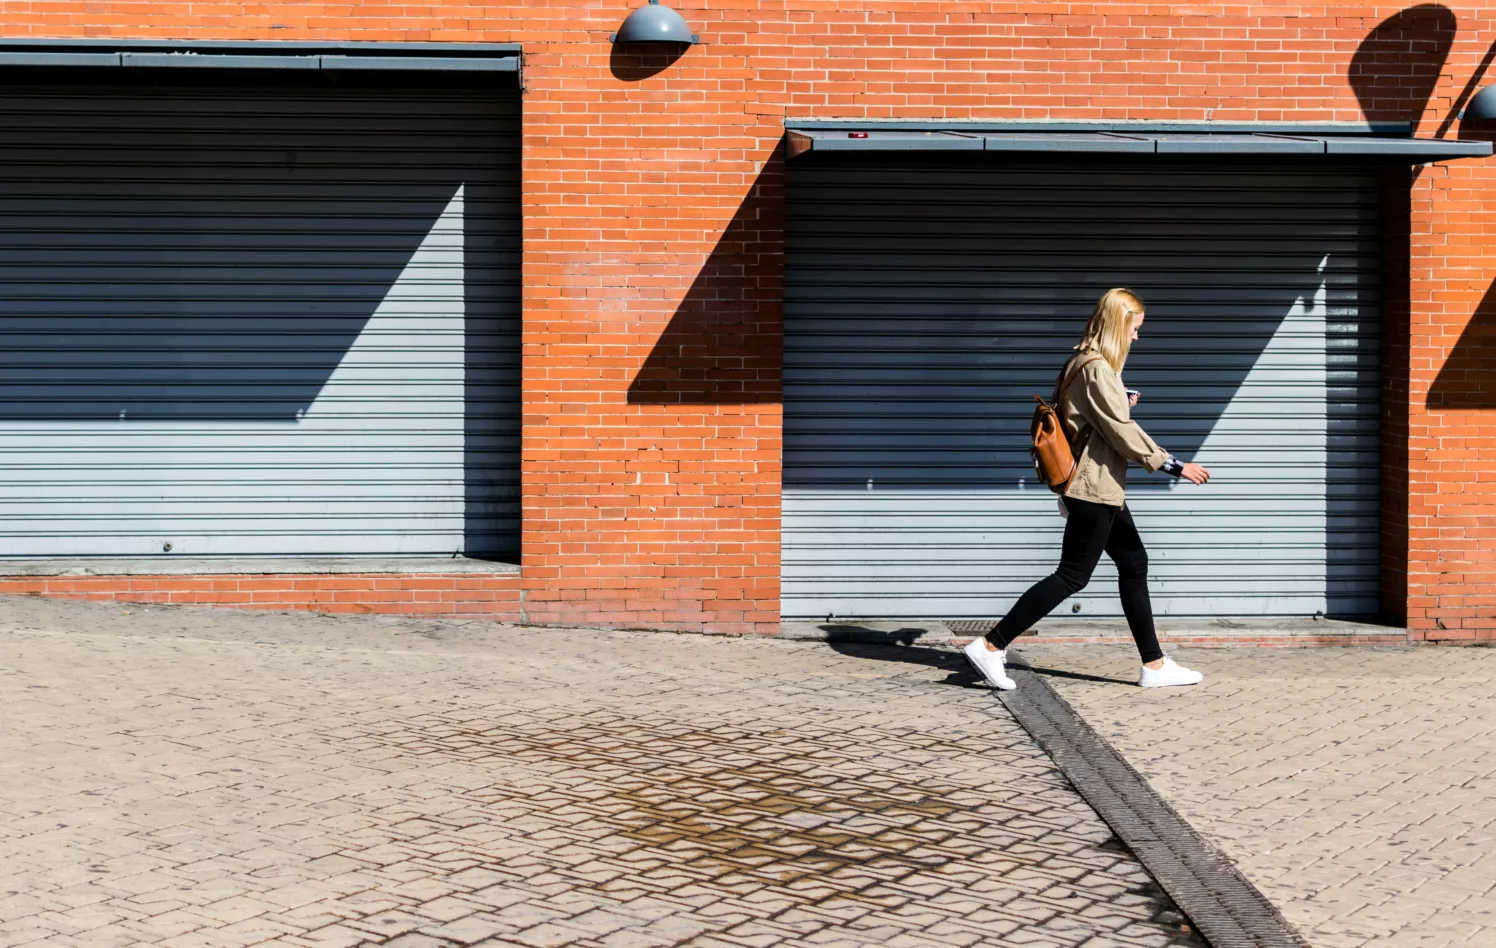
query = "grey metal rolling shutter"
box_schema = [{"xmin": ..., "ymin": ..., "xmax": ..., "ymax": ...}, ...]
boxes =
[
  {"xmin": 784, "ymin": 159, "xmax": 1381, "ymax": 619},
  {"xmin": 0, "ymin": 80, "xmax": 519, "ymax": 558}
]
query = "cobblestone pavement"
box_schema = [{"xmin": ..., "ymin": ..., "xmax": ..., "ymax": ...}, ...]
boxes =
[
  {"xmin": 0, "ymin": 595, "xmax": 1201, "ymax": 948},
  {"xmin": 1021, "ymin": 643, "xmax": 1496, "ymax": 948}
]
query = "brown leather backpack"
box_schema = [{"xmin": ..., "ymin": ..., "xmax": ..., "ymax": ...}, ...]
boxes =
[{"xmin": 1030, "ymin": 355, "xmax": 1105, "ymax": 494}]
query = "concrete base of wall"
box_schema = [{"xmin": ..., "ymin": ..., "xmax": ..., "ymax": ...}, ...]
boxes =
[
  {"xmin": 0, "ymin": 558, "xmax": 524, "ymax": 619},
  {"xmin": 0, "ymin": 557, "xmax": 521, "ymax": 575},
  {"xmin": 782, "ymin": 618, "xmax": 1410, "ymax": 649},
  {"xmin": 0, "ymin": 563, "xmax": 1413, "ymax": 644}
]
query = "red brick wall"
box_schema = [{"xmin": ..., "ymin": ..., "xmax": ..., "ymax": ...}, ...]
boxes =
[{"xmin": 1, "ymin": 3, "xmax": 1493, "ymax": 637}]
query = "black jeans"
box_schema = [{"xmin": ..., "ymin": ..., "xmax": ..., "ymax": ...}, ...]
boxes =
[{"xmin": 987, "ymin": 496, "xmax": 1164, "ymax": 663}]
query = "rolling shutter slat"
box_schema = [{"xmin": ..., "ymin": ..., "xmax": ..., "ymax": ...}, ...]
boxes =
[
  {"xmin": 784, "ymin": 159, "xmax": 1380, "ymax": 619},
  {"xmin": 0, "ymin": 84, "xmax": 519, "ymax": 558}
]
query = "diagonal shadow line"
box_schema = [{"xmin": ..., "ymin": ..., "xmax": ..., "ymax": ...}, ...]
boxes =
[
  {"xmin": 627, "ymin": 144, "xmax": 784, "ymax": 405},
  {"xmin": 1435, "ymin": 39, "xmax": 1496, "ymax": 139},
  {"xmin": 1428, "ymin": 277, "xmax": 1496, "ymax": 408},
  {"xmin": 781, "ymin": 154, "xmax": 1352, "ymax": 518},
  {"xmin": 0, "ymin": 77, "xmax": 485, "ymax": 422}
]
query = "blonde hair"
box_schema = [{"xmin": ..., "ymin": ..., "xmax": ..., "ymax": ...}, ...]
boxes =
[{"xmin": 1076, "ymin": 288, "xmax": 1144, "ymax": 373}]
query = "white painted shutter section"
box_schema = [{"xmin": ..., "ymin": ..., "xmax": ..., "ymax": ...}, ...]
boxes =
[{"xmin": 782, "ymin": 160, "xmax": 1381, "ymax": 619}]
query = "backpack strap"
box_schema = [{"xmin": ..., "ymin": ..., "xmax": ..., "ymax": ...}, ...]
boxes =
[
  {"xmin": 1052, "ymin": 354, "xmax": 1107, "ymax": 456},
  {"xmin": 1053, "ymin": 355, "xmax": 1106, "ymax": 406}
]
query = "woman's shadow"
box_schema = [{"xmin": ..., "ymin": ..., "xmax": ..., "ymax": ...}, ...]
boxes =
[{"xmin": 824, "ymin": 641, "xmax": 1136, "ymax": 688}]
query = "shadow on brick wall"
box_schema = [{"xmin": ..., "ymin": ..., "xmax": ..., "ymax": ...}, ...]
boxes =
[
  {"xmin": 626, "ymin": 147, "xmax": 783, "ymax": 404},
  {"xmin": 1428, "ymin": 280, "xmax": 1496, "ymax": 409},
  {"xmin": 1350, "ymin": 4, "xmax": 1456, "ymax": 126},
  {"xmin": 609, "ymin": 43, "xmax": 689, "ymax": 82}
]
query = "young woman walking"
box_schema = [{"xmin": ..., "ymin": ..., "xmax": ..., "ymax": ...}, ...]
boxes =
[{"xmin": 966, "ymin": 288, "xmax": 1211, "ymax": 690}]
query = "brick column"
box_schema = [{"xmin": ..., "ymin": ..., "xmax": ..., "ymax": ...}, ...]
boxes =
[
  {"xmin": 1409, "ymin": 153, "xmax": 1496, "ymax": 642},
  {"xmin": 519, "ymin": 11, "xmax": 784, "ymax": 633}
]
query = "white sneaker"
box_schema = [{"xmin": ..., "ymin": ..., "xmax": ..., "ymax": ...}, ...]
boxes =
[
  {"xmin": 1138, "ymin": 656, "xmax": 1204, "ymax": 688},
  {"xmin": 963, "ymin": 638, "xmax": 1016, "ymax": 690}
]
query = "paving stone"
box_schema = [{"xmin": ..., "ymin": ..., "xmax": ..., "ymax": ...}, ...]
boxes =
[
  {"xmin": 286, "ymin": 923, "xmax": 371, "ymax": 948},
  {"xmin": 1024, "ymin": 642, "xmax": 1496, "ymax": 948},
  {"xmin": 0, "ymin": 595, "xmax": 1201, "ymax": 948},
  {"xmin": 383, "ymin": 934, "xmax": 462, "ymax": 948}
]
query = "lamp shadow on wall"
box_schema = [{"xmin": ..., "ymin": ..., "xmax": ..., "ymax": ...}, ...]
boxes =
[
  {"xmin": 1348, "ymin": 5, "xmax": 1496, "ymax": 411},
  {"xmin": 609, "ymin": 43, "xmax": 690, "ymax": 82},
  {"xmin": 626, "ymin": 146, "xmax": 784, "ymax": 404},
  {"xmin": 1430, "ymin": 44, "xmax": 1496, "ymax": 410},
  {"xmin": 1348, "ymin": 4, "xmax": 1456, "ymax": 127},
  {"xmin": 1428, "ymin": 280, "xmax": 1496, "ymax": 408}
]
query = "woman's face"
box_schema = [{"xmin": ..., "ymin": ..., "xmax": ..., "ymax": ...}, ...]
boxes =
[{"xmin": 1129, "ymin": 310, "xmax": 1145, "ymax": 342}]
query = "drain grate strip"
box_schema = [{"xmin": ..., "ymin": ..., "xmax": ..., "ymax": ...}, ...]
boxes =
[
  {"xmin": 945, "ymin": 619, "xmax": 1037, "ymax": 637},
  {"xmin": 944, "ymin": 620, "xmax": 998, "ymax": 635},
  {"xmin": 994, "ymin": 649, "xmax": 1310, "ymax": 948}
]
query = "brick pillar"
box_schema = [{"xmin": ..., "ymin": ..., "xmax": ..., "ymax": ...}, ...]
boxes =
[
  {"xmin": 519, "ymin": 16, "xmax": 784, "ymax": 633},
  {"xmin": 1410, "ymin": 155, "xmax": 1496, "ymax": 642}
]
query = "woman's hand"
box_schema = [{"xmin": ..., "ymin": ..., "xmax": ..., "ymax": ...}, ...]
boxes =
[
  {"xmin": 1180, "ymin": 463, "xmax": 1211, "ymax": 485},
  {"xmin": 1128, "ymin": 392, "xmax": 1139, "ymax": 409}
]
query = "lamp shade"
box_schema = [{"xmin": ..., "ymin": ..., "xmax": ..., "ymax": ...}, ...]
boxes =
[
  {"xmin": 611, "ymin": 0, "xmax": 700, "ymax": 44},
  {"xmin": 1465, "ymin": 85, "xmax": 1496, "ymax": 121}
]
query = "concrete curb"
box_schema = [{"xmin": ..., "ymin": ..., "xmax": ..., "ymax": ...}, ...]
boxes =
[{"xmin": 996, "ymin": 647, "xmax": 1312, "ymax": 948}]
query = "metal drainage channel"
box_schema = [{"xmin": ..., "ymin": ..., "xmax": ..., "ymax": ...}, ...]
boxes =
[
  {"xmin": 992, "ymin": 649, "xmax": 1311, "ymax": 948},
  {"xmin": 946, "ymin": 620, "xmax": 1010, "ymax": 635}
]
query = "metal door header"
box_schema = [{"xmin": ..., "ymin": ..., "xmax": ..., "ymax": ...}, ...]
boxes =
[
  {"xmin": 786, "ymin": 123, "xmax": 1491, "ymax": 161},
  {"xmin": 0, "ymin": 38, "xmax": 520, "ymax": 75}
]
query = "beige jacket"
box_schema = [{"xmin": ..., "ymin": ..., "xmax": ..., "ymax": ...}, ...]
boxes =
[{"xmin": 1056, "ymin": 349, "xmax": 1170, "ymax": 506}]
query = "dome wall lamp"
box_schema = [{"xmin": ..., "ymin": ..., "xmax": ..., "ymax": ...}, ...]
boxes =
[
  {"xmin": 611, "ymin": 0, "xmax": 700, "ymax": 45},
  {"xmin": 1463, "ymin": 85, "xmax": 1496, "ymax": 121}
]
